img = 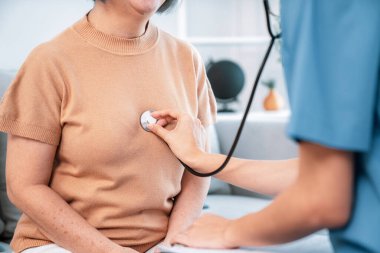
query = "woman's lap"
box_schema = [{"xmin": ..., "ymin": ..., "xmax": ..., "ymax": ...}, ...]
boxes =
[
  {"xmin": 21, "ymin": 244, "xmax": 70, "ymax": 253},
  {"xmin": 21, "ymin": 243, "xmax": 160, "ymax": 253}
]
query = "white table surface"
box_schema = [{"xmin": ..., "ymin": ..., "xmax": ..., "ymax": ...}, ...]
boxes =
[{"xmin": 159, "ymin": 232, "xmax": 331, "ymax": 253}]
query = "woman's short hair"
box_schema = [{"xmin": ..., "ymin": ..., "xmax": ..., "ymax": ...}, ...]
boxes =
[{"xmin": 94, "ymin": 0, "xmax": 178, "ymax": 13}]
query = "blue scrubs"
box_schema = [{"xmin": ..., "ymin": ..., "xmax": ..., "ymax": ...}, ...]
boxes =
[{"xmin": 281, "ymin": 0, "xmax": 380, "ymax": 252}]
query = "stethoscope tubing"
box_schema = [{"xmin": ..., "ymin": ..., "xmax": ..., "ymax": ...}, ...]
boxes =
[{"xmin": 179, "ymin": 0, "xmax": 281, "ymax": 177}]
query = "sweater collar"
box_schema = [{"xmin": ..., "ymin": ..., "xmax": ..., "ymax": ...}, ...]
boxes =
[{"xmin": 73, "ymin": 15, "xmax": 159, "ymax": 55}]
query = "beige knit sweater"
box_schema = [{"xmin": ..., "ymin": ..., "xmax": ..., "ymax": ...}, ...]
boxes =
[{"xmin": 0, "ymin": 16, "xmax": 216, "ymax": 253}]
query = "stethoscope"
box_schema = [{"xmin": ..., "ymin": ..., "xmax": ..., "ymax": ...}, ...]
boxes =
[{"xmin": 141, "ymin": 0, "xmax": 281, "ymax": 177}]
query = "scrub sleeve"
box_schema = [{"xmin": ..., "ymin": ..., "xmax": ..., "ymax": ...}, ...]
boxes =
[{"xmin": 281, "ymin": 0, "xmax": 380, "ymax": 252}]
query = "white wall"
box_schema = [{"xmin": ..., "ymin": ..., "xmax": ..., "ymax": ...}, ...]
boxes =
[
  {"xmin": 0, "ymin": 0, "xmax": 93, "ymax": 70},
  {"xmin": 0, "ymin": 0, "xmax": 287, "ymax": 112},
  {"xmin": 0, "ymin": 0, "xmax": 179, "ymax": 70}
]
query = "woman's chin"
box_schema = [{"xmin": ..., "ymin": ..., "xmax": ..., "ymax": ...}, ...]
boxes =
[{"xmin": 132, "ymin": 0, "xmax": 162, "ymax": 15}]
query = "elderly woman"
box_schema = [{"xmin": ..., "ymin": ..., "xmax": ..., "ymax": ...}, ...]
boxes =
[{"xmin": 0, "ymin": 0, "xmax": 216, "ymax": 252}]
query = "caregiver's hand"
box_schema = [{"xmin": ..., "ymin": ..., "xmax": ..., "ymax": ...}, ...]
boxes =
[
  {"xmin": 148, "ymin": 110, "xmax": 207, "ymax": 166},
  {"xmin": 171, "ymin": 214, "xmax": 237, "ymax": 249}
]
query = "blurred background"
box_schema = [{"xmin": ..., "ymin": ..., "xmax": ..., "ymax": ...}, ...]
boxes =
[{"xmin": 0, "ymin": 0, "xmax": 288, "ymax": 112}]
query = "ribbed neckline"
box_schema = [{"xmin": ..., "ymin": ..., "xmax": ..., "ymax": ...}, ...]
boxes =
[{"xmin": 72, "ymin": 15, "xmax": 159, "ymax": 55}]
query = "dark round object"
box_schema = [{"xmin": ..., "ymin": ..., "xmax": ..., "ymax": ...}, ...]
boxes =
[{"xmin": 207, "ymin": 60, "xmax": 245, "ymax": 102}]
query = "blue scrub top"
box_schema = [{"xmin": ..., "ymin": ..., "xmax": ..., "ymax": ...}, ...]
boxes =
[{"xmin": 281, "ymin": 0, "xmax": 380, "ymax": 252}]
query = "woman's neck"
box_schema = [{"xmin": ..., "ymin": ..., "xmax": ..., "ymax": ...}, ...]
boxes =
[{"xmin": 88, "ymin": 3, "xmax": 151, "ymax": 39}]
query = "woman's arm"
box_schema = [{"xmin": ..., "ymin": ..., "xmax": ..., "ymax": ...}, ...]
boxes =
[
  {"xmin": 163, "ymin": 128, "xmax": 211, "ymax": 244},
  {"xmin": 6, "ymin": 135, "xmax": 136, "ymax": 253},
  {"xmin": 150, "ymin": 110, "xmax": 298, "ymax": 196},
  {"xmin": 164, "ymin": 171, "xmax": 210, "ymax": 243}
]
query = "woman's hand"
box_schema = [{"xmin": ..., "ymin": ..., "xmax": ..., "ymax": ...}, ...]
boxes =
[
  {"xmin": 170, "ymin": 214, "xmax": 237, "ymax": 249},
  {"xmin": 148, "ymin": 109, "xmax": 207, "ymax": 165},
  {"xmin": 112, "ymin": 246, "xmax": 139, "ymax": 253}
]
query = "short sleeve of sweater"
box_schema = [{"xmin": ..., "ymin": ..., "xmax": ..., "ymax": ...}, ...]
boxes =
[
  {"xmin": 193, "ymin": 49, "xmax": 217, "ymax": 127},
  {"xmin": 281, "ymin": 0, "xmax": 380, "ymax": 152},
  {"xmin": 0, "ymin": 45, "xmax": 64, "ymax": 146}
]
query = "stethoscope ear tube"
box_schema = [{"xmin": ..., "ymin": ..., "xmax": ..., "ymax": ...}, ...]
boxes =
[{"xmin": 180, "ymin": 0, "xmax": 281, "ymax": 177}]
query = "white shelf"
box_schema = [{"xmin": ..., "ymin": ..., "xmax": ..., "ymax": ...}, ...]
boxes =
[
  {"xmin": 186, "ymin": 36, "xmax": 270, "ymax": 46},
  {"xmin": 217, "ymin": 110, "xmax": 291, "ymax": 123}
]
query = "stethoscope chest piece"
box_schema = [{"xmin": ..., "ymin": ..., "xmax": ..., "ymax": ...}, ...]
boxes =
[{"xmin": 140, "ymin": 110, "xmax": 158, "ymax": 132}]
